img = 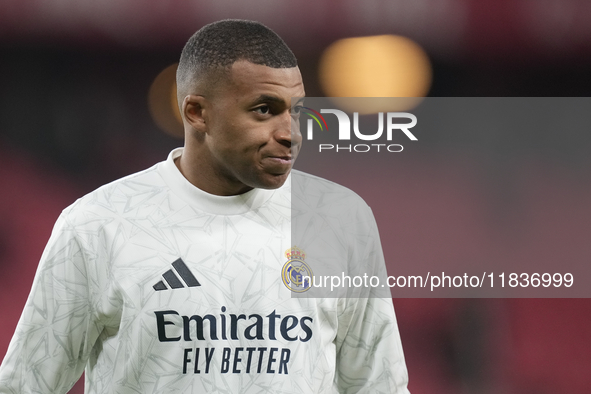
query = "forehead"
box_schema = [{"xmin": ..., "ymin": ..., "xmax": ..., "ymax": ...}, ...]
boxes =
[{"xmin": 219, "ymin": 60, "xmax": 305, "ymax": 101}]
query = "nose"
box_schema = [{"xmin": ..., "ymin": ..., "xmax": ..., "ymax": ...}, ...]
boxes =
[{"xmin": 275, "ymin": 110, "xmax": 302, "ymax": 149}]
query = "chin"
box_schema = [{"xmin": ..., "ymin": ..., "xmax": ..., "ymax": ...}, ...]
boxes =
[{"xmin": 251, "ymin": 172, "xmax": 290, "ymax": 190}]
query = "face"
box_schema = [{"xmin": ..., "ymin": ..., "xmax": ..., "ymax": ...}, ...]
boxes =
[{"xmin": 193, "ymin": 60, "xmax": 305, "ymax": 195}]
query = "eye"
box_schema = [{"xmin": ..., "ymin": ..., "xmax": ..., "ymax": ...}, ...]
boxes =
[
  {"xmin": 254, "ymin": 105, "xmax": 270, "ymax": 115},
  {"xmin": 291, "ymin": 105, "xmax": 303, "ymax": 115}
]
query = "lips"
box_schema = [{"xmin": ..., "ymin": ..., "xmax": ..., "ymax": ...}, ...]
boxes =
[
  {"xmin": 263, "ymin": 150, "xmax": 292, "ymax": 161},
  {"xmin": 269, "ymin": 155, "xmax": 291, "ymax": 163},
  {"xmin": 261, "ymin": 154, "xmax": 294, "ymax": 173}
]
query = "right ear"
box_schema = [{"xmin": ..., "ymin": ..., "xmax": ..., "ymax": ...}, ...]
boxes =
[{"xmin": 182, "ymin": 94, "xmax": 208, "ymax": 132}]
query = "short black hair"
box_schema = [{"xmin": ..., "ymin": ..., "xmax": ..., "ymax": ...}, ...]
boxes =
[{"xmin": 177, "ymin": 19, "xmax": 297, "ymax": 94}]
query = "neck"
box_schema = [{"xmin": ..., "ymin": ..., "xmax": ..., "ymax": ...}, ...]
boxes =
[{"xmin": 175, "ymin": 146, "xmax": 253, "ymax": 196}]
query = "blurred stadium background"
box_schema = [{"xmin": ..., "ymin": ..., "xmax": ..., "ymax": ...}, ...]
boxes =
[{"xmin": 2, "ymin": 1, "xmax": 591, "ymax": 393}]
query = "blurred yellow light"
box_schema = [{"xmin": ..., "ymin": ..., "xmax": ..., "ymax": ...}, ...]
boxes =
[
  {"xmin": 148, "ymin": 63, "xmax": 184, "ymax": 139},
  {"xmin": 319, "ymin": 35, "xmax": 432, "ymax": 112}
]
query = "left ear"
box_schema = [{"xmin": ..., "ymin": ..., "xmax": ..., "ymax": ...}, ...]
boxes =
[{"xmin": 182, "ymin": 94, "xmax": 208, "ymax": 133}]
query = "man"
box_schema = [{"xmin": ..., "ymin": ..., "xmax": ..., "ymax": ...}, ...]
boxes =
[{"xmin": 0, "ymin": 20, "xmax": 409, "ymax": 393}]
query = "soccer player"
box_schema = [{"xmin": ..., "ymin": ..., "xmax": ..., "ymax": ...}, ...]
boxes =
[{"xmin": 0, "ymin": 20, "xmax": 410, "ymax": 393}]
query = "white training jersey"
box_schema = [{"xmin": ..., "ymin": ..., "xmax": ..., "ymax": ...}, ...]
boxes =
[{"xmin": 0, "ymin": 148, "xmax": 410, "ymax": 394}]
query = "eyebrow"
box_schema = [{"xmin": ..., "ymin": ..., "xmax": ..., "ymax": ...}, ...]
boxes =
[
  {"xmin": 251, "ymin": 94, "xmax": 287, "ymax": 106},
  {"xmin": 251, "ymin": 95, "xmax": 305, "ymax": 107}
]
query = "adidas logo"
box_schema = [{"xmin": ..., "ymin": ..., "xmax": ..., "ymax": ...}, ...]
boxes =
[{"xmin": 153, "ymin": 258, "xmax": 201, "ymax": 291}]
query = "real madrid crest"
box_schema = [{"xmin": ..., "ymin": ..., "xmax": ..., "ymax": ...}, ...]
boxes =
[{"xmin": 281, "ymin": 246, "xmax": 313, "ymax": 292}]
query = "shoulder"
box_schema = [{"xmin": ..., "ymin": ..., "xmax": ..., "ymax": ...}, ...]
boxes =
[
  {"xmin": 290, "ymin": 169, "xmax": 372, "ymax": 213},
  {"xmin": 61, "ymin": 162, "xmax": 166, "ymax": 225}
]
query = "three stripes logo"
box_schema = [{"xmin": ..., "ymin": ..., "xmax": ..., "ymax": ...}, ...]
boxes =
[{"xmin": 153, "ymin": 258, "xmax": 201, "ymax": 291}]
